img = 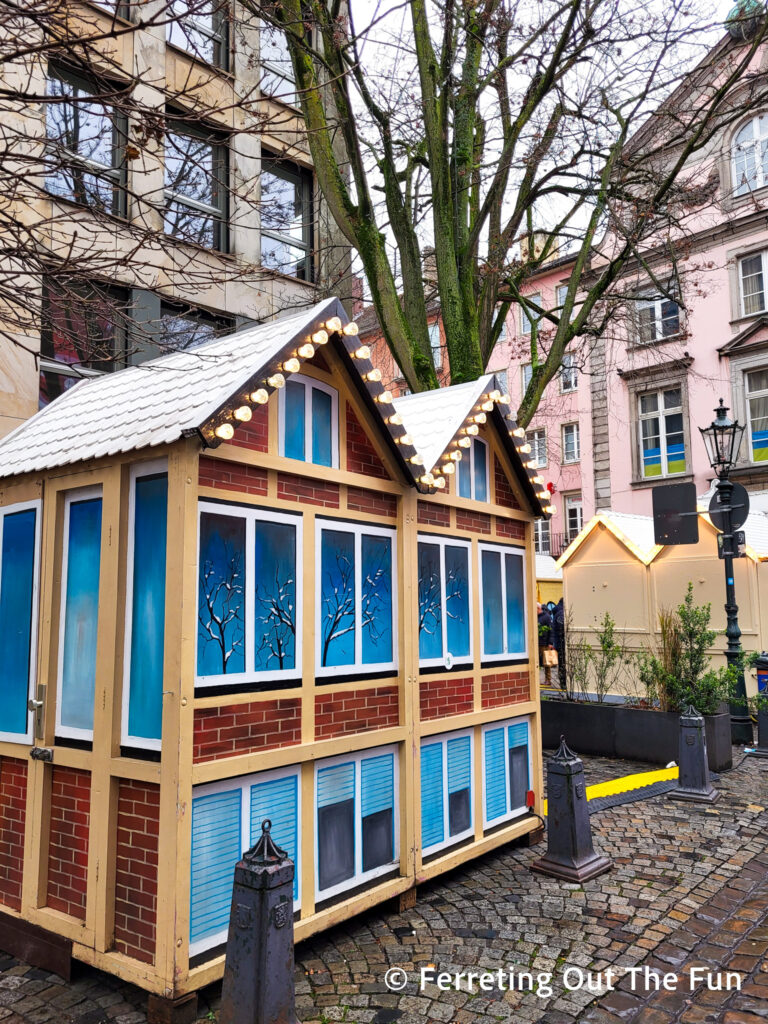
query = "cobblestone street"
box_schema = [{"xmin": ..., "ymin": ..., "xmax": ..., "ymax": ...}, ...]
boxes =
[{"xmin": 1, "ymin": 752, "xmax": 768, "ymax": 1024}]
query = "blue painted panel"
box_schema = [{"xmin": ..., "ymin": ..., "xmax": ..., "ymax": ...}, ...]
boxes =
[
  {"xmin": 418, "ymin": 543, "xmax": 442, "ymax": 661},
  {"xmin": 484, "ymin": 727, "xmax": 507, "ymax": 821},
  {"xmin": 250, "ymin": 775, "xmax": 299, "ymax": 901},
  {"xmin": 254, "ymin": 520, "xmax": 297, "ymax": 672},
  {"xmin": 362, "ymin": 534, "xmax": 392, "ymax": 665},
  {"xmin": 504, "ymin": 553, "xmax": 526, "ymax": 655},
  {"xmin": 458, "ymin": 459, "xmax": 471, "ymax": 499},
  {"xmin": 60, "ymin": 498, "xmax": 102, "ymax": 733},
  {"xmin": 190, "ymin": 789, "xmax": 242, "ymax": 945},
  {"xmin": 473, "ymin": 440, "xmax": 488, "ymax": 502},
  {"xmin": 444, "ymin": 546, "xmax": 470, "ymax": 659},
  {"xmin": 311, "ymin": 387, "xmax": 333, "ymax": 467},
  {"xmin": 128, "ymin": 475, "xmax": 167, "ymax": 742},
  {"xmin": 317, "ymin": 762, "xmax": 355, "ymax": 807},
  {"xmin": 197, "ymin": 513, "xmax": 246, "ymax": 676},
  {"xmin": 361, "ymin": 753, "xmax": 394, "ymax": 816},
  {"xmin": 481, "ymin": 550, "xmax": 503, "ymax": 655},
  {"xmin": 0, "ymin": 509, "xmax": 36, "ymax": 736},
  {"xmin": 508, "ymin": 722, "xmax": 528, "ymax": 748},
  {"xmin": 284, "ymin": 380, "xmax": 306, "ymax": 461},
  {"xmin": 420, "ymin": 743, "xmax": 444, "ymax": 849},
  {"xmin": 320, "ymin": 530, "xmax": 355, "ymax": 667},
  {"xmin": 447, "ymin": 736, "xmax": 471, "ymax": 794}
]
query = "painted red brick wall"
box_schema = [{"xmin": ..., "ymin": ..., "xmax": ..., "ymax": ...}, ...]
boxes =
[
  {"xmin": 456, "ymin": 509, "xmax": 491, "ymax": 534},
  {"xmin": 115, "ymin": 781, "xmax": 160, "ymax": 965},
  {"xmin": 193, "ymin": 699, "xmax": 301, "ymax": 762},
  {"xmin": 497, "ymin": 517, "xmax": 526, "ymax": 541},
  {"xmin": 277, "ymin": 472, "xmax": 340, "ymax": 508},
  {"xmin": 199, "ymin": 457, "xmax": 268, "ymax": 496},
  {"xmin": 347, "ymin": 486, "xmax": 397, "ymax": 519},
  {"xmin": 0, "ymin": 758, "xmax": 27, "ymax": 911},
  {"xmin": 420, "ymin": 676, "xmax": 474, "ymax": 720},
  {"xmin": 315, "ymin": 687, "xmax": 399, "ymax": 739},
  {"xmin": 229, "ymin": 404, "xmax": 269, "ymax": 453},
  {"xmin": 481, "ymin": 670, "xmax": 530, "ymax": 708},
  {"xmin": 417, "ymin": 501, "xmax": 450, "ymax": 527},
  {"xmin": 47, "ymin": 766, "xmax": 90, "ymax": 921},
  {"xmin": 346, "ymin": 404, "xmax": 389, "ymax": 479},
  {"xmin": 495, "ymin": 457, "xmax": 521, "ymax": 510}
]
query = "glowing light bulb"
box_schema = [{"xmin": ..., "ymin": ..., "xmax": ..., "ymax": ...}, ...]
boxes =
[
  {"xmin": 297, "ymin": 343, "xmax": 315, "ymax": 359},
  {"xmin": 215, "ymin": 423, "xmax": 234, "ymax": 441},
  {"xmin": 410, "ymin": 454, "xmax": 424, "ymax": 466},
  {"xmin": 354, "ymin": 345, "xmax": 371, "ymax": 359},
  {"xmin": 466, "ymin": 423, "xmax": 479, "ymax": 436},
  {"xmin": 442, "ymin": 462, "xmax": 455, "ymax": 475},
  {"xmin": 343, "ymin": 322, "xmax": 359, "ymax": 336},
  {"xmin": 512, "ymin": 427, "xmax": 526, "ymax": 438},
  {"xmin": 531, "ymin": 475, "xmax": 543, "ymax": 484},
  {"xmin": 482, "ymin": 400, "xmax": 494, "ymax": 412},
  {"xmin": 234, "ymin": 406, "xmax": 252, "ymax": 422},
  {"xmin": 501, "ymin": 393, "xmax": 511, "ymax": 404},
  {"xmin": 474, "ymin": 412, "xmax": 487, "ymax": 425},
  {"xmin": 389, "ymin": 412, "xmax": 403, "ymax": 426},
  {"xmin": 449, "ymin": 450, "xmax": 462, "ymax": 462},
  {"xmin": 434, "ymin": 477, "xmax": 446, "ymax": 489},
  {"xmin": 538, "ymin": 491, "xmax": 549, "ymax": 500},
  {"xmin": 490, "ymin": 389, "xmax": 501, "ymax": 402},
  {"xmin": 312, "ymin": 330, "xmax": 329, "ymax": 346},
  {"xmin": 366, "ymin": 368, "xmax": 382, "ymax": 383},
  {"xmin": 251, "ymin": 388, "xmax": 269, "ymax": 404},
  {"xmin": 268, "ymin": 373, "xmax": 285, "ymax": 389},
  {"xmin": 377, "ymin": 390, "xmax": 393, "ymax": 404},
  {"xmin": 519, "ymin": 443, "xmax": 532, "ymax": 454},
  {"xmin": 283, "ymin": 357, "xmax": 301, "ymax": 374},
  {"xmin": 458, "ymin": 437, "xmax": 471, "ymax": 448},
  {"xmin": 421, "ymin": 473, "xmax": 435, "ymax": 486},
  {"xmin": 326, "ymin": 316, "xmax": 343, "ymax": 332},
  {"xmin": 396, "ymin": 433, "xmax": 414, "ymax": 446},
  {"xmin": 545, "ymin": 504, "xmax": 556, "ymax": 514}
]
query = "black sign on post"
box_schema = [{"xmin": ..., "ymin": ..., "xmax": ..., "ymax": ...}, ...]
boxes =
[
  {"xmin": 709, "ymin": 482, "xmax": 750, "ymax": 532},
  {"xmin": 718, "ymin": 530, "xmax": 747, "ymax": 559},
  {"xmin": 652, "ymin": 482, "xmax": 699, "ymax": 545}
]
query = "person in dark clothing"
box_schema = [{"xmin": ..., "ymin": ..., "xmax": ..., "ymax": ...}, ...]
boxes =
[
  {"xmin": 538, "ymin": 602, "xmax": 554, "ymax": 682},
  {"xmin": 552, "ymin": 597, "xmax": 566, "ymax": 688}
]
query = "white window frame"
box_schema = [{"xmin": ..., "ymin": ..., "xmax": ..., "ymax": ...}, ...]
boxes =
[
  {"xmin": 562, "ymin": 422, "xmax": 580, "ymax": 463},
  {"xmin": 417, "ymin": 534, "xmax": 473, "ymax": 669},
  {"xmin": 457, "ymin": 437, "xmax": 489, "ymax": 501},
  {"xmin": 0, "ymin": 499, "xmax": 42, "ymax": 745},
  {"xmin": 190, "ymin": 762, "xmax": 302, "ymax": 957},
  {"xmin": 556, "ymin": 284, "xmax": 569, "ymax": 309},
  {"xmin": 477, "ymin": 541, "xmax": 528, "ymax": 662},
  {"xmin": 732, "ymin": 115, "xmax": 768, "ymax": 197},
  {"xmin": 196, "ymin": 500, "xmax": 303, "ymax": 690},
  {"xmin": 564, "ymin": 493, "xmax": 583, "ymax": 541},
  {"xmin": 534, "ymin": 518, "xmax": 550, "ymax": 555},
  {"xmin": 519, "ymin": 293, "xmax": 541, "ymax": 334},
  {"xmin": 740, "ymin": 250, "xmax": 768, "ymax": 317},
  {"xmin": 315, "ymin": 519, "xmax": 398, "ymax": 678},
  {"xmin": 278, "ymin": 372, "xmax": 339, "ymax": 468},
  {"xmin": 428, "ymin": 321, "xmax": 442, "ymax": 370},
  {"xmin": 527, "ymin": 428, "xmax": 547, "ymax": 469},
  {"xmin": 560, "ymin": 354, "xmax": 578, "ymax": 393},
  {"xmin": 56, "ymin": 485, "xmax": 103, "ymax": 742},
  {"xmin": 746, "ymin": 368, "xmax": 768, "ymax": 464},
  {"xmin": 481, "ymin": 716, "xmax": 533, "ymax": 829},
  {"xmin": 635, "ymin": 294, "xmax": 681, "ymax": 344},
  {"xmin": 420, "ymin": 727, "xmax": 475, "ymax": 856},
  {"xmin": 637, "ymin": 387, "xmax": 686, "ymax": 479},
  {"xmin": 314, "ymin": 744, "xmax": 399, "ymax": 902}
]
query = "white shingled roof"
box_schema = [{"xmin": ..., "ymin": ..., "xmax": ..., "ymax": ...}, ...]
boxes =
[
  {"xmin": 535, "ymin": 554, "xmax": 562, "ymax": 581},
  {"xmin": 0, "ymin": 298, "xmax": 342, "ymax": 479}
]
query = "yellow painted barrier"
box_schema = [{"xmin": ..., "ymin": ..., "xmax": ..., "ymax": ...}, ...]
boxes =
[{"xmin": 542, "ymin": 766, "xmax": 679, "ymax": 816}]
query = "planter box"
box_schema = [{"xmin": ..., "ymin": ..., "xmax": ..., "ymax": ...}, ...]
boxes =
[{"xmin": 541, "ymin": 700, "xmax": 732, "ymax": 772}]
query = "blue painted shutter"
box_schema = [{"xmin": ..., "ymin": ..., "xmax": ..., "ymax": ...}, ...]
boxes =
[
  {"xmin": 447, "ymin": 736, "xmax": 471, "ymax": 795},
  {"xmin": 361, "ymin": 754, "xmax": 394, "ymax": 817},
  {"xmin": 190, "ymin": 789, "xmax": 242, "ymax": 946},
  {"xmin": 317, "ymin": 762, "xmax": 355, "ymax": 807},
  {"xmin": 508, "ymin": 722, "xmax": 528, "ymax": 749},
  {"xmin": 0, "ymin": 509, "xmax": 37, "ymax": 736},
  {"xmin": 420, "ymin": 743, "xmax": 444, "ymax": 850},
  {"xmin": 484, "ymin": 727, "xmax": 507, "ymax": 822},
  {"xmin": 473, "ymin": 440, "xmax": 488, "ymax": 501},
  {"xmin": 250, "ymin": 775, "xmax": 299, "ymax": 901}
]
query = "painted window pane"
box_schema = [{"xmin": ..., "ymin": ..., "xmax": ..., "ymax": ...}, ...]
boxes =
[
  {"xmin": 250, "ymin": 775, "xmax": 299, "ymax": 901},
  {"xmin": 361, "ymin": 534, "xmax": 393, "ymax": 665},
  {"xmin": 484, "ymin": 727, "xmax": 507, "ymax": 821},
  {"xmin": 361, "ymin": 753, "xmax": 394, "ymax": 871},
  {"xmin": 190, "ymin": 789, "xmax": 241, "ymax": 946},
  {"xmin": 504, "ymin": 554, "xmax": 526, "ymax": 655},
  {"xmin": 447, "ymin": 736, "xmax": 471, "ymax": 836},
  {"xmin": 420, "ymin": 743, "xmax": 444, "ymax": 849},
  {"xmin": 418, "ymin": 543, "xmax": 443, "ymax": 661},
  {"xmin": 481, "ymin": 549, "xmax": 503, "ymax": 656},
  {"xmin": 473, "ymin": 439, "xmax": 488, "ymax": 502},
  {"xmin": 665, "ymin": 412, "xmax": 686, "ymax": 474},
  {"xmin": 748, "ymin": 372, "xmax": 768, "ymax": 462},
  {"xmin": 320, "ymin": 530, "xmax": 356, "ymax": 667},
  {"xmin": 197, "ymin": 513, "xmax": 246, "ymax": 676},
  {"xmin": 508, "ymin": 723, "xmax": 530, "ymax": 811},
  {"xmin": 444, "ymin": 545, "xmax": 470, "ymax": 659},
  {"xmin": 128, "ymin": 475, "xmax": 168, "ymax": 743},
  {"xmin": 312, "ymin": 387, "xmax": 333, "ymax": 467},
  {"xmin": 742, "ymin": 254, "xmax": 765, "ymax": 315},
  {"xmin": 458, "ymin": 458, "xmax": 471, "ymax": 498},
  {"xmin": 317, "ymin": 763, "xmax": 355, "ymax": 891},
  {"xmin": 284, "ymin": 380, "xmax": 306, "ymax": 461},
  {"xmin": 254, "ymin": 521, "xmax": 297, "ymax": 672},
  {"xmin": 641, "ymin": 416, "xmax": 661, "ymax": 477},
  {"xmin": 60, "ymin": 498, "xmax": 102, "ymax": 734},
  {"xmin": 0, "ymin": 509, "xmax": 37, "ymax": 736}
]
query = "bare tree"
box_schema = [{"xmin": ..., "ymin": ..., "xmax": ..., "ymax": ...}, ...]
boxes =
[
  {"xmin": 255, "ymin": 566, "xmax": 296, "ymax": 669},
  {"xmin": 198, "ymin": 543, "xmax": 245, "ymax": 674}
]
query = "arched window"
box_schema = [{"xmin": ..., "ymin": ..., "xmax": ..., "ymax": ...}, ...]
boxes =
[{"xmin": 733, "ymin": 116, "xmax": 768, "ymax": 195}]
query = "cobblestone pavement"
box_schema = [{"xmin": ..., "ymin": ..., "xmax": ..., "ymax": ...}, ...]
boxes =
[{"xmin": 0, "ymin": 751, "xmax": 767, "ymax": 1024}]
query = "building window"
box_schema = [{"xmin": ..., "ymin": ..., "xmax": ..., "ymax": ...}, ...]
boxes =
[
  {"xmin": 46, "ymin": 67, "xmax": 127, "ymax": 216},
  {"xmin": 164, "ymin": 122, "xmax": 228, "ymax": 250},
  {"xmin": 428, "ymin": 321, "xmax": 442, "ymax": 370},
  {"xmin": 316, "ymin": 747, "xmax": 398, "ymax": 900},
  {"xmin": 167, "ymin": 0, "xmax": 229, "ymax": 68},
  {"xmin": 638, "ymin": 387, "xmax": 686, "ymax": 478},
  {"xmin": 520, "ymin": 293, "xmax": 541, "ymax": 334},
  {"xmin": 56, "ymin": 488, "xmax": 103, "ymax": 742},
  {"xmin": 0, "ymin": 501, "xmax": 41, "ymax": 743},
  {"xmin": 746, "ymin": 368, "xmax": 768, "ymax": 462},
  {"xmin": 534, "ymin": 518, "xmax": 550, "ymax": 555},
  {"xmin": 123, "ymin": 463, "xmax": 167, "ymax": 750},
  {"xmin": 196, "ymin": 503, "xmax": 302, "ymax": 688},
  {"xmin": 522, "ymin": 364, "xmax": 532, "ymax": 394},
  {"xmin": 317, "ymin": 521, "xmax": 396, "ymax": 675},
  {"xmin": 260, "ymin": 157, "xmax": 313, "ymax": 281},
  {"xmin": 479, "ymin": 543, "xmax": 527, "ymax": 661},
  {"xmin": 636, "ymin": 295, "xmax": 680, "ymax": 344},
  {"xmin": 482, "ymin": 718, "xmax": 531, "ymax": 827},
  {"xmin": 457, "ymin": 438, "xmax": 488, "ymax": 501},
  {"xmin": 562, "ymin": 422, "xmax": 580, "ymax": 463},
  {"xmin": 527, "ymin": 428, "xmax": 546, "ymax": 469},
  {"xmin": 740, "ymin": 252, "xmax": 768, "ymax": 316},
  {"xmin": 421, "ymin": 730, "xmax": 473, "ymax": 855},
  {"xmin": 260, "ymin": 19, "xmax": 297, "ymax": 106},
  {"xmin": 190, "ymin": 765, "xmax": 300, "ymax": 956},
  {"xmin": 497, "ymin": 310, "xmax": 508, "ymax": 342},
  {"xmin": 560, "ymin": 354, "xmax": 578, "ymax": 393},
  {"xmin": 495, "ymin": 369, "xmax": 509, "ymax": 394},
  {"xmin": 556, "ymin": 284, "xmax": 569, "ymax": 309},
  {"xmin": 733, "ymin": 115, "xmax": 768, "ymax": 196},
  {"xmin": 564, "ymin": 493, "xmax": 583, "ymax": 542},
  {"xmin": 417, "ymin": 537, "xmax": 472, "ymax": 667},
  {"xmin": 279, "ymin": 374, "xmax": 338, "ymax": 468},
  {"xmin": 157, "ymin": 302, "xmax": 234, "ymax": 352}
]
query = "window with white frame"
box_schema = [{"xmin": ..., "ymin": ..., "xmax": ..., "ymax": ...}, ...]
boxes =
[
  {"xmin": 564, "ymin": 493, "xmax": 583, "ymax": 542},
  {"xmin": 482, "ymin": 717, "xmax": 532, "ymax": 827},
  {"xmin": 638, "ymin": 387, "xmax": 686, "ymax": 478},
  {"xmin": 421, "ymin": 730, "xmax": 474, "ymax": 855},
  {"xmin": 417, "ymin": 536, "xmax": 472, "ymax": 667},
  {"xmin": 495, "ymin": 369, "xmax": 509, "ymax": 394},
  {"xmin": 317, "ymin": 520, "xmax": 396, "ymax": 674},
  {"xmin": 636, "ymin": 294, "xmax": 680, "ymax": 344},
  {"xmin": 740, "ymin": 251, "xmax": 768, "ymax": 316},
  {"xmin": 527, "ymin": 428, "xmax": 546, "ymax": 468},
  {"xmin": 428, "ymin": 321, "xmax": 442, "ymax": 370},
  {"xmin": 733, "ymin": 115, "xmax": 768, "ymax": 196},
  {"xmin": 167, "ymin": 0, "xmax": 230, "ymax": 68},
  {"xmin": 534, "ymin": 518, "xmax": 550, "ymax": 555},
  {"xmin": 520, "ymin": 293, "xmax": 541, "ymax": 334},
  {"xmin": 479, "ymin": 542, "xmax": 527, "ymax": 661},
  {"xmin": 457, "ymin": 437, "xmax": 488, "ymax": 501},
  {"xmin": 562, "ymin": 422, "xmax": 580, "ymax": 463},
  {"xmin": 197, "ymin": 502, "xmax": 302, "ymax": 688},
  {"xmin": 189, "ymin": 765, "xmax": 300, "ymax": 956},
  {"xmin": 279, "ymin": 374, "xmax": 338, "ymax": 468},
  {"xmin": 0, "ymin": 500, "xmax": 41, "ymax": 744},
  {"xmin": 560, "ymin": 353, "xmax": 578, "ymax": 393},
  {"xmin": 556, "ymin": 284, "xmax": 569, "ymax": 309},
  {"xmin": 747, "ymin": 368, "xmax": 768, "ymax": 463},
  {"xmin": 315, "ymin": 746, "xmax": 398, "ymax": 900},
  {"xmin": 522, "ymin": 363, "xmax": 533, "ymax": 395}
]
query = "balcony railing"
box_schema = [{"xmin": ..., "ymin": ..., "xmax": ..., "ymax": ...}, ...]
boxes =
[{"xmin": 535, "ymin": 530, "xmax": 580, "ymax": 559}]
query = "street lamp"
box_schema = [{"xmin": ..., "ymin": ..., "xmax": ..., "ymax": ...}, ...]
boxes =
[{"xmin": 699, "ymin": 399, "xmax": 752, "ymax": 744}]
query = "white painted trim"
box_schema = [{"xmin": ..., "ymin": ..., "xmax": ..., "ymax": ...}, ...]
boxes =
[
  {"xmin": 477, "ymin": 541, "xmax": 528, "ymax": 662},
  {"xmin": 278, "ymin": 372, "xmax": 339, "ymax": 469},
  {"xmin": 420, "ymin": 727, "xmax": 475, "ymax": 856},
  {"xmin": 481, "ymin": 716, "xmax": 533, "ymax": 829},
  {"xmin": 416, "ymin": 534, "xmax": 473, "ymax": 669}
]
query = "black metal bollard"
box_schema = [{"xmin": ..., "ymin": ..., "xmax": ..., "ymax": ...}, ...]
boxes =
[
  {"xmin": 668, "ymin": 705, "xmax": 719, "ymax": 804},
  {"xmin": 219, "ymin": 820, "xmax": 297, "ymax": 1024},
  {"xmin": 531, "ymin": 737, "xmax": 612, "ymax": 883},
  {"xmin": 752, "ymin": 706, "xmax": 768, "ymax": 758}
]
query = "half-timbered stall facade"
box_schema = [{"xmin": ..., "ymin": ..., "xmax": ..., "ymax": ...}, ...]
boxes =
[{"xmin": 0, "ymin": 297, "xmax": 549, "ymax": 1013}]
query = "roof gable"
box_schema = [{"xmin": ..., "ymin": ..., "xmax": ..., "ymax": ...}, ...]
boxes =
[{"xmin": 718, "ymin": 316, "xmax": 768, "ymax": 356}]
